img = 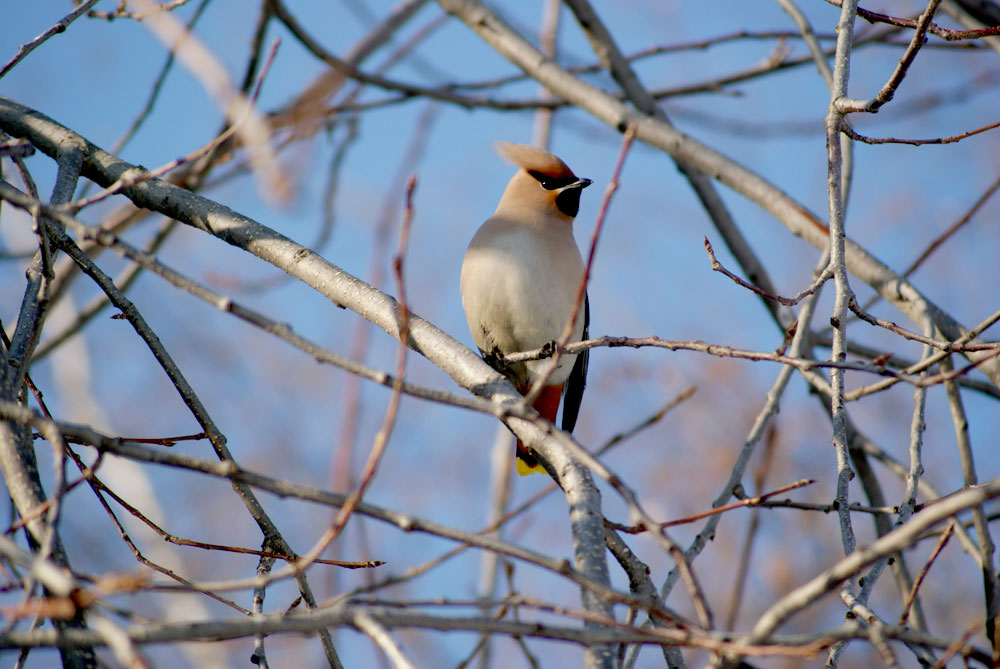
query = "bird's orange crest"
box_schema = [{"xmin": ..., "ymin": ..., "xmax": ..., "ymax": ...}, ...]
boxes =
[{"xmin": 495, "ymin": 141, "xmax": 576, "ymax": 180}]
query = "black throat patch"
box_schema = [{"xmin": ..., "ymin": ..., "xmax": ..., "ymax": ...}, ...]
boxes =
[{"xmin": 555, "ymin": 187, "xmax": 583, "ymax": 218}]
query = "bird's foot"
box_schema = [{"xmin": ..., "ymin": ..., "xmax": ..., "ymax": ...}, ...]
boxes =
[{"xmin": 483, "ymin": 347, "xmax": 511, "ymax": 375}]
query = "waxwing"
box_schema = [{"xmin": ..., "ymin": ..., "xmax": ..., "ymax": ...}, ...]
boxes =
[{"xmin": 460, "ymin": 142, "xmax": 591, "ymax": 475}]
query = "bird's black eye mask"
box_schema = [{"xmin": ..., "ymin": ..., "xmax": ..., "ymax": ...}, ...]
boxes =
[{"xmin": 528, "ymin": 170, "xmax": 578, "ymax": 191}]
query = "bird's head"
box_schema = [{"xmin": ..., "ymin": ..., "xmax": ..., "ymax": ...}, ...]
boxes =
[{"xmin": 494, "ymin": 141, "xmax": 592, "ymax": 222}]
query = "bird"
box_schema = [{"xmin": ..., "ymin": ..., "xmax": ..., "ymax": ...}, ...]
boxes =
[{"xmin": 460, "ymin": 142, "xmax": 592, "ymax": 476}]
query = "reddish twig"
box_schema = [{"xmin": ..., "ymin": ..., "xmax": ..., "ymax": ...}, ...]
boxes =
[
  {"xmin": 857, "ymin": 174, "xmax": 1000, "ymax": 315},
  {"xmin": 842, "ymin": 119, "xmax": 1000, "ymax": 146},
  {"xmin": 848, "ymin": 295, "xmax": 969, "ymax": 352},
  {"xmin": 928, "ymin": 619, "xmax": 982, "ymax": 669},
  {"xmin": 903, "ymin": 174, "xmax": 1000, "ymax": 278},
  {"xmin": 899, "ymin": 522, "xmax": 953, "ymax": 625},
  {"xmin": 295, "ymin": 175, "xmax": 417, "ymax": 571},
  {"xmin": 607, "ymin": 479, "xmax": 815, "ymax": 534},
  {"xmin": 841, "ymin": 0, "xmax": 944, "ymax": 113},
  {"xmin": 64, "ymin": 447, "xmax": 379, "ymax": 570},
  {"xmin": 73, "ymin": 432, "xmax": 207, "ymax": 448},
  {"xmin": 507, "ymin": 334, "xmax": 1000, "ymax": 388},
  {"xmin": 327, "ymin": 104, "xmax": 438, "ymax": 511},
  {"xmin": 825, "ymin": 0, "xmax": 1000, "ymax": 41},
  {"xmin": 58, "ymin": 446, "xmax": 251, "ymax": 615},
  {"xmin": 523, "ymin": 123, "xmax": 638, "ymax": 406},
  {"xmin": 704, "ymin": 236, "xmax": 832, "ymax": 306},
  {"xmin": 5, "ymin": 464, "xmax": 97, "ymax": 535},
  {"xmin": 726, "ymin": 423, "xmax": 779, "ymax": 629},
  {"xmin": 775, "ymin": 321, "xmax": 799, "ymax": 356}
]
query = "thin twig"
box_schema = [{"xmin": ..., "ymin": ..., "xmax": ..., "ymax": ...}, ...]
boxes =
[
  {"xmin": 0, "ymin": 0, "xmax": 102, "ymax": 79},
  {"xmin": 846, "ymin": 307, "xmax": 1000, "ymax": 400},
  {"xmin": 354, "ymin": 610, "xmax": 417, "ymax": 669},
  {"xmin": 941, "ymin": 354, "xmax": 999, "ymax": 651},
  {"xmin": 7, "ymin": 186, "xmax": 344, "ymax": 667},
  {"xmin": 0, "ymin": 182, "xmax": 489, "ymax": 415},
  {"xmin": 295, "ymin": 175, "xmax": 416, "ymax": 571},
  {"xmin": 927, "ymin": 619, "xmax": 981, "ymax": 669},
  {"xmin": 97, "ymin": 0, "xmax": 214, "ymax": 177},
  {"xmin": 704, "ymin": 236, "xmax": 832, "ymax": 307},
  {"xmin": 251, "ymin": 537, "xmax": 277, "ymax": 669},
  {"xmin": 842, "ymin": 118, "xmax": 1000, "ymax": 145},
  {"xmin": 836, "ymin": 0, "xmax": 944, "ymax": 113},
  {"xmin": 742, "ymin": 479, "xmax": 1000, "ymax": 643},
  {"xmin": 606, "ymin": 479, "xmax": 815, "ymax": 534},
  {"xmin": 899, "ymin": 522, "xmax": 953, "ymax": 625},
  {"xmin": 826, "ymin": 0, "xmax": 861, "ymax": 573},
  {"xmin": 725, "ymin": 424, "xmax": 778, "ymax": 631},
  {"xmin": 901, "ymin": 173, "xmax": 1000, "ymax": 279},
  {"xmin": 522, "ymin": 123, "xmax": 637, "ymax": 408},
  {"xmin": 825, "ymin": 0, "xmax": 1000, "ymax": 41}
]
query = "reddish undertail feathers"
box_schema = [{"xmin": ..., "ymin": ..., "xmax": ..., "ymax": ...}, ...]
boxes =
[{"xmin": 460, "ymin": 142, "xmax": 591, "ymax": 476}]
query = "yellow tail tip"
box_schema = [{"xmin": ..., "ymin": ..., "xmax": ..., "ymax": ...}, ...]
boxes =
[{"xmin": 516, "ymin": 457, "xmax": 547, "ymax": 476}]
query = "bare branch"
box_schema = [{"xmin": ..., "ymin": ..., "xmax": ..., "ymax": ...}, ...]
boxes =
[{"xmin": 0, "ymin": 0, "xmax": 101, "ymax": 79}]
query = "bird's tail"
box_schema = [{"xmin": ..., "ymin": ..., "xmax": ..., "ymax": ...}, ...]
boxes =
[{"xmin": 515, "ymin": 384, "xmax": 563, "ymax": 476}]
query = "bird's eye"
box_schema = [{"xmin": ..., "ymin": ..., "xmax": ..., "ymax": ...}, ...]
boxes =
[
  {"xmin": 528, "ymin": 170, "xmax": 572, "ymax": 190},
  {"xmin": 528, "ymin": 170, "xmax": 556, "ymax": 189}
]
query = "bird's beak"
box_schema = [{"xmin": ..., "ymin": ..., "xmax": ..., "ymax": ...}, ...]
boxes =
[{"xmin": 566, "ymin": 178, "xmax": 592, "ymax": 191}]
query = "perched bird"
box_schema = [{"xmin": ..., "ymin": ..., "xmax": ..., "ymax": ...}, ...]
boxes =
[{"xmin": 460, "ymin": 142, "xmax": 592, "ymax": 476}]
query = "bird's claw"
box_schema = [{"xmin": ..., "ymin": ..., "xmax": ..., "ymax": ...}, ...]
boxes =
[{"xmin": 484, "ymin": 347, "xmax": 511, "ymax": 374}]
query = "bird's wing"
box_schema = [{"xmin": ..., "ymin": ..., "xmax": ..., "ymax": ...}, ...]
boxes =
[{"xmin": 561, "ymin": 294, "xmax": 589, "ymax": 433}]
